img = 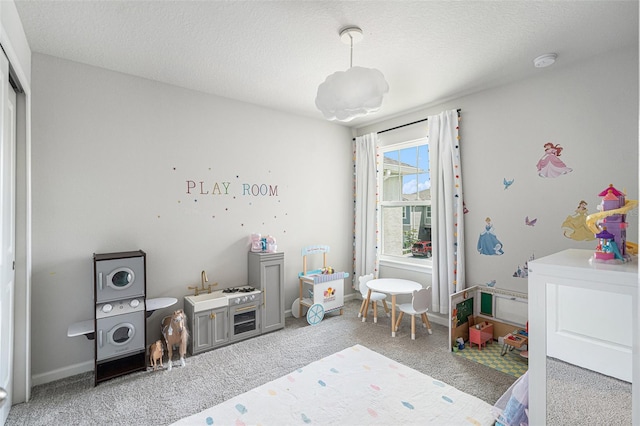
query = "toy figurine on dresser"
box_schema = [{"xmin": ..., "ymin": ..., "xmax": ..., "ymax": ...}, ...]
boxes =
[
  {"xmin": 162, "ymin": 309, "xmax": 189, "ymax": 371},
  {"xmin": 586, "ymin": 184, "xmax": 638, "ymax": 263}
]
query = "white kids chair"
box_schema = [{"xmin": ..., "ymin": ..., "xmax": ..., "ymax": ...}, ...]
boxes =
[
  {"xmin": 358, "ymin": 274, "xmax": 390, "ymax": 323},
  {"xmin": 394, "ymin": 286, "xmax": 433, "ymax": 339}
]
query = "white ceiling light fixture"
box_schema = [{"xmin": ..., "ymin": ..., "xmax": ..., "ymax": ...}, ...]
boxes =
[
  {"xmin": 315, "ymin": 26, "xmax": 389, "ymax": 122},
  {"xmin": 533, "ymin": 53, "xmax": 557, "ymax": 68}
]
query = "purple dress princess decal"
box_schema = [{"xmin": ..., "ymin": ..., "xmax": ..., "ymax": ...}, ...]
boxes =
[
  {"xmin": 536, "ymin": 142, "xmax": 572, "ymax": 178},
  {"xmin": 477, "ymin": 217, "xmax": 504, "ymax": 255}
]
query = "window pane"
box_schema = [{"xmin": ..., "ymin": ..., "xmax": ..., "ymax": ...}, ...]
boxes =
[
  {"xmin": 417, "ymin": 144, "xmax": 430, "ymax": 201},
  {"xmin": 399, "ymin": 147, "xmax": 418, "ymax": 201},
  {"xmin": 379, "ymin": 139, "xmax": 432, "ymax": 263},
  {"xmin": 381, "ymin": 205, "xmax": 430, "ymax": 257},
  {"xmin": 382, "ymin": 151, "xmax": 400, "ymax": 201},
  {"xmin": 394, "ymin": 146, "xmax": 430, "ymax": 202},
  {"xmin": 381, "ymin": 205, "xmax": 405, "ymax": 256}
]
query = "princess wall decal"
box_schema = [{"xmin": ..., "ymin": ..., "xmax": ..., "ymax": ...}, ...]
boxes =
[
  {"xmin": 477, "ymin": 217, "xmax": 504, "ymax": 255},
  {"xmin": 536, "ymin": 142, "xmax": 572, "ymax": 178},
  {"xmin": 561, "ymin": 200, "xmax": 595, "ymax": 241}
]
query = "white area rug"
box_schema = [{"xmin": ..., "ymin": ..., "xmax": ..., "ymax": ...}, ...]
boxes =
[{"xmin": 172, "ymin": 344, "xmax": 494, "ymax": 425}]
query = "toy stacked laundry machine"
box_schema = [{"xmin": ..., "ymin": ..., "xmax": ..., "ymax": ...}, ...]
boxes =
[{"xmin": 93, "ymin": 250, "xmax": 147, "ymax": 385}]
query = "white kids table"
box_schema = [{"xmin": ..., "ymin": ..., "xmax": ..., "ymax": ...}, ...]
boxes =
[{"xmin": 363, "ymin": 278, "xmax": 422, "ymax": 337}]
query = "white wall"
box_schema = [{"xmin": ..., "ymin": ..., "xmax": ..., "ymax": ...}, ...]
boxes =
[
  {"xmin": 30, "ymin": 54, "xmax": 354, "ymax": 382},
  {"xmin": 360, "ymin": 46, "xmax": 638, "ymax": 297}
]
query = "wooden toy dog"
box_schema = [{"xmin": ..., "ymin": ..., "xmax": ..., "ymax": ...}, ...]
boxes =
[{"xmin": 149, "ymin": 340, "xmax": 164, "ymax": 371}]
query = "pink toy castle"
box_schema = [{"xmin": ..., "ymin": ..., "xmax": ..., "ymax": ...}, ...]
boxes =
[{"xmin": 593, "ymin": 184, "xmax": 628, "ymax": 261}]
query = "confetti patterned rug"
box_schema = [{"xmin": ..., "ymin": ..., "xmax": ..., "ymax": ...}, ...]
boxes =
[
  {"xmin": 171, "ymin": 344, "xmax": 494, "ymax": 425},
  {"xmin": 453, "ymin": 339, "xmax": 528, "ymax": 378}
]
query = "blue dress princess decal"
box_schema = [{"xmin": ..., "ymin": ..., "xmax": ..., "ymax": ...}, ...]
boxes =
[{"xmin": 478, "ymin": 217, "xmax": 504, "ymax": 255}]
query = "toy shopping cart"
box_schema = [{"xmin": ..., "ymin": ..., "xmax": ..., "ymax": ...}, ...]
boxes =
[{"xmin": 293, "ymin": 245, "xmax": 348, "ymax": 325}]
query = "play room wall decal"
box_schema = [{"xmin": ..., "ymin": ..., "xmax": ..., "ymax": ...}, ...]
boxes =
[{"xmin": 185, "ymin": 180, "xmax": 279, "ymax": 197}]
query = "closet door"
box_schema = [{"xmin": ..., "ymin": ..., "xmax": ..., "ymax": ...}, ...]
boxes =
[{"xmin": 0, "ymin": 51, "xmax": 16, "ymax": 424}]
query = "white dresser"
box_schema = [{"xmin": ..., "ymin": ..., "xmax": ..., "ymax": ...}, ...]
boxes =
[{"xmin": 528, "ymin": 249, "xmax": 638, "ymax": 425}]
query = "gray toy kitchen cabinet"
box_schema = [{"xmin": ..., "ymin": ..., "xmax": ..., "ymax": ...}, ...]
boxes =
[
  {"xmin": 248, "ymin": 251, "xmax": 284, "ymax": 334},
  {"xmin": 184, "ymin": 305, "xmax": 229, "ymax": 355}
]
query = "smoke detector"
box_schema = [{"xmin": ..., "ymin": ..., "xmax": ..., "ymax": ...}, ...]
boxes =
[{"xmin": 533, "ymin": 53, "xmax": 557, "ymax": 68}]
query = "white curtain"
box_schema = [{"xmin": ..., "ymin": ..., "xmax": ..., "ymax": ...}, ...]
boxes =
[
  {"xmin": 353, "ymin": 133, "xmax": 379, "ymax": 287},
  {"xmin": 429, "ymin": 110, "xmax": 465, "ymax": 314}
]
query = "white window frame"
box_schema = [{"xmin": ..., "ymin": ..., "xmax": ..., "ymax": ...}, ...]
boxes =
[{"xmin": 378, "ymin": 138, "xmax": 433, "ymax": 273}]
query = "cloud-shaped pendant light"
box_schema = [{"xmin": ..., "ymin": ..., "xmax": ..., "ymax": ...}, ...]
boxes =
[{"xmin": 315, "ymin": 26, "xmax": 389, "ymax": 122}]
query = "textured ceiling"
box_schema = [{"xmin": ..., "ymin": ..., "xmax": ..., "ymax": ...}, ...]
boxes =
[{"xmin": 13, "ymin": 1, "xmax": 639, "ymax": 127}]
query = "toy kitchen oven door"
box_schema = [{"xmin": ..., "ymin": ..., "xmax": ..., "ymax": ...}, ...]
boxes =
[
  {"xmin": 93, "ymin": 250, "xmax": 147, "ymax": 385},
  {"xmin": 225, "ymin": 286, "xmax": 262, "ymax": 342}
]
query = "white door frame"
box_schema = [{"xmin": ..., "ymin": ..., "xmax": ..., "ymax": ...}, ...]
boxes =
[
  {"xmin": 0, "ymin": 31, "xmax": 32, "ymax": 409},
  {"xmin": 0, "ymin": 48, "xmax": 14, "ymax": 425}
]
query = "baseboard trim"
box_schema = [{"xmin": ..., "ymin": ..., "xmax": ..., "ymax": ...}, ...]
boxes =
[
  {"xmin": 32, "ymin": 360, "xmax": 93, "ymax": 386},
  {"xmin": 426, "ymin": 312, "xmax": 448, "ymax": 327}
]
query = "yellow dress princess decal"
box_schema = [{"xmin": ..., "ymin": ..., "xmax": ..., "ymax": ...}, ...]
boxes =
[{"xmin": 561, "ymin": 200, "xmax": 595, "ymax": 241}]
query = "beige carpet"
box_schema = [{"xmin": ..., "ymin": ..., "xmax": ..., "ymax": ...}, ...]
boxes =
[{"xmin": 6, "ymin": 299, "xmax": 631, "ymax": 425}]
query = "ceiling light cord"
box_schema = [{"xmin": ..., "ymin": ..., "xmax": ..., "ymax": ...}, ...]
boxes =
[
  {"xmin": 339, "ymin": 26, "xmax": 362, "ymax": 69},
  {"xmin": 348, "ymin": 34, "xmax": 354, "ymax": 68}
]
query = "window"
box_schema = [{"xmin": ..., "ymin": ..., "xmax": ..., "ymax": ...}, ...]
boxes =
[{"xmin": 379, "ymin": 138, "xmax": 432, "ymax": 265}]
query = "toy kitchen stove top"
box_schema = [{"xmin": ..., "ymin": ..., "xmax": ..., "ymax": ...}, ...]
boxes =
[
  {"xmin": 223, "ymin": 286, "xmax": 261, "ymax": 305},
  {"xmin": 222, "ymin": 286, "xmax": 258, "ymax": 294}
]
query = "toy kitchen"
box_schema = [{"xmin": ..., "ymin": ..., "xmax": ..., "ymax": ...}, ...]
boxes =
[
  {"xmin": 183, "ymin": 251, "xmax": 285, "ymax": 356},
  {"xmin": 67, "ymin": 250, "xmax": 284, "ymax": 384}
]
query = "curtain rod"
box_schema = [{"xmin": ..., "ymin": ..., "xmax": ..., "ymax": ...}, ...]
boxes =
[{"xmin": 352, "ymin": 108, "xmax": 461, "ymax": 141}]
